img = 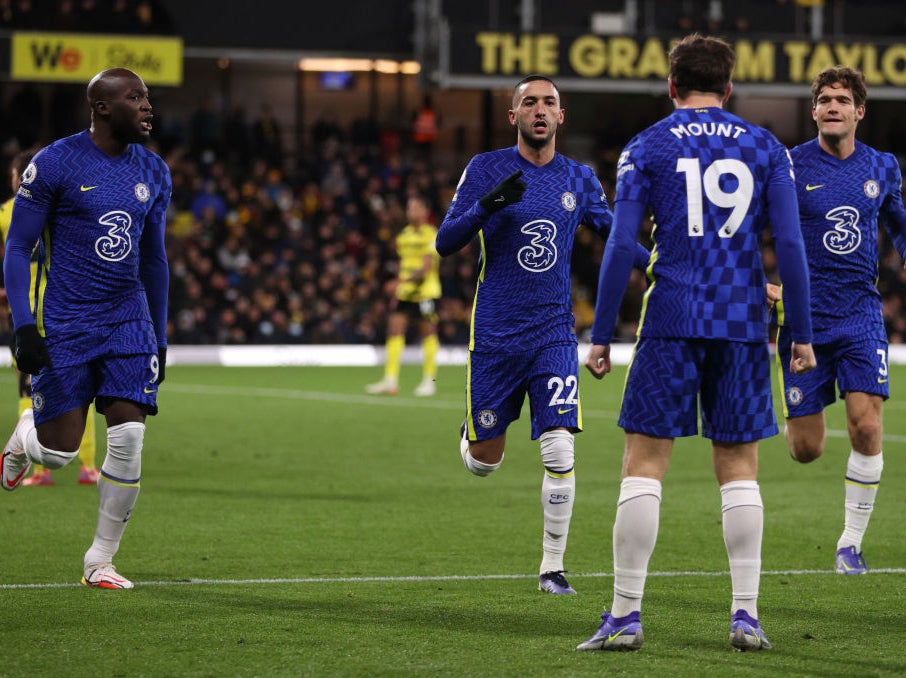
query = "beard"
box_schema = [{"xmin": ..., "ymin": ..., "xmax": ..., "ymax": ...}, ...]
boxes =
[
  {"xmin": 111, "ymin": 117, "xmax": 149, "ymax": 145},
  {"xmin": 518, "ymin": 122, "xmax": 555, "ymax": 150}
]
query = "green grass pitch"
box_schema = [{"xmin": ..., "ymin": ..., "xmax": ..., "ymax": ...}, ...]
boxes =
[{"xmin": 1, "ymin": 364, "xmax": 904, "ymax": 677}]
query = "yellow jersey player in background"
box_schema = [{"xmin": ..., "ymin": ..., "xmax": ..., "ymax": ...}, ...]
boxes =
[
  {"xmin": 0, "ymin": 149, "xmax": 98, "ymax": 486},
  {"xmin": 367, "ymin": 193, "xmax": 442, "ymax": 396}
]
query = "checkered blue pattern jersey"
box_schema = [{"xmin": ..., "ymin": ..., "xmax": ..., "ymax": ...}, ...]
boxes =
[
  {"xmin": 441, "ymin": 146, "xmax": 613, "ymax": 352},
  {"xmin": 617, "ymin": 107, "xmax": 795, "ymax": 341},
  {"xmin": 13, "ymin": 130, "xmax": 171, "ymax": 363},
  {"xmin": 783, "ymin": 138, "xmax": 906, "ymax": 343}
]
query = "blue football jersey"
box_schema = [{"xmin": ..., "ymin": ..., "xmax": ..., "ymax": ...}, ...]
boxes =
[
  {"xmin": 615, "ymin": 107, "xmax": 796, "ymax": 342},
  {"xmin": 13, "ymin": 130, "xmax": 171, "ymax": 363},
  {"xmin": 439, "ymin": 146, "xmax": 613, "ymax": 352},
  {"xmin": 786, "ymin": 138, "xmax": 906, "ymax": 343}
]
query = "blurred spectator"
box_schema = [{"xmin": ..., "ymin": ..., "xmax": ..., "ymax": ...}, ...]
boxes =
[
  {"xmin": 51, "ymin": 0, "xmax": 79, "ymax": 31},
  {"xmin": 189, "ymin": 96, "xmax": 222, "ymax": 164},
  {"xmin": 411, "ymin": 94, "xmax": 440, "ymax": 162},
  {"xmin": 251, "ymin": 103, "xmax": 283, "ymax": 170},
  {"xmin": 0, "ymin": 0, "xmax": 14, "ymax": 28},
  {"xmin": 134, "ymin": 0, "xmax": 174, "ymax": 34}
]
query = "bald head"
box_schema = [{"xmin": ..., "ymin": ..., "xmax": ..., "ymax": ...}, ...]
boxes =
[{"xmin": 87, "ymin": 67, "xmax": 144, "ymax": 108}]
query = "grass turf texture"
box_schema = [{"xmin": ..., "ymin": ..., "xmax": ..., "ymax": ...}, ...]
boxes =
[{"xmin": 1, "ymin": 364, "xmax": 904, "ymax": 677}]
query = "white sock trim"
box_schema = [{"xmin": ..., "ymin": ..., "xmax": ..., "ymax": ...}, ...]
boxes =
[
  {"xmin": 617, "ymin": 476, "xmax": 662, "ymax": 505},
  {"xmin": 720, "ymin": 480, "xmax": 763, "ymax": 511}
]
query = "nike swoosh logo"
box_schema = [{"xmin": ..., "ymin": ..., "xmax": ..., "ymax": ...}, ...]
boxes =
[
  {"xmin": 607, "ymin": 630, "xmax": 628, "ymax": 642},
  {"xmin": 494, "ymin": 195, "xmax": 505, "ymax": 202},
  {"xmin": 2, "ymin": 451, "xmax": 29, "ymax": 489},
  {"xmin": 143, "ymin": 387, "xmax": 157, "ymax": 394},
  {"xmin": 805, "ymin": 184, "xmax": 824, "ymax": 191},
  {"xmin": 557, "ymin": 408, "xmax": 574, "ymax": 414},
  {"xmin": 80, "ymin": 185, "xmax": 98, "ymax": 192},
  {"xmin": 878, "ymin": 378, "xmax": 888, "ymax": 384}
]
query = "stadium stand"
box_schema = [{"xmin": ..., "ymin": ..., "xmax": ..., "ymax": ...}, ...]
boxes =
[{"xmin": 0, "ymin": 1, "xmax": 903, "ymax": 350}]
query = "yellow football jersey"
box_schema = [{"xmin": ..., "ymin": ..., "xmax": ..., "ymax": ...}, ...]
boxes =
[
  {"xmin": 0, "ymin": 196, "xmax": 39, "ymax": 310},
  {"xmin": 0, "ymin": 196, "xmax": 14, "ymax": 245},
  {"xmin": 395, "ymin": 223, "xmax": 441, "ymax": 302}
]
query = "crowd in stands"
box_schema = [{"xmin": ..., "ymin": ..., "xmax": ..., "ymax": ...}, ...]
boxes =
[
  {"xmin": 152, "ymin": 107, "xmax": 678, "ymax": 347},
  {"xmin": 156, "ymin": 108, "xmax": 906, "ymax": 348},
  {"xmin": 1, "ymin": 95, "xmax": 905, "ymax": 348},
  {"xmin": 0, "ymin": 0, "xmax": 175, "ymax": 34},
  {"xmin": 144, "ymin": 114, "xmax": 483, "ymax": 347}
]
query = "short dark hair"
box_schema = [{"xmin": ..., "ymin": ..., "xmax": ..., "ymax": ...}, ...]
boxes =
[
  {"xmin": 811, "ymin": 66, "xmax": 867, "ymax": 107},
  {"xmin": 512, "ymin": 74, "xmax": 560, "ymax": 105},
  {"xmin": 9, "ymin": 148, "xmax": 35, "ymax": 178},
  {"xmin": 668, "ymin": 33, "xmax": 735, "ymax": 99}
]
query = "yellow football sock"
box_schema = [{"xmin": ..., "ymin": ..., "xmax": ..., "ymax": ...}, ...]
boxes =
[
  {"xmin": 385, "ymin": 335, "xmax": 404, "ymax": 380},
  {"xmin": 79, "ymin": 404, "xmax": 97, "ymax": 469},
  {"xmin": 422, "ymin": 334, "xmax": 439, "ymax": 379}
]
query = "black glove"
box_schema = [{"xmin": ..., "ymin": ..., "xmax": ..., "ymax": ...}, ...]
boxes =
[
  {"xmin": 157, "ymin": 346, "xmax": 167, "ymax": 385},
  {"xmin": 14, "ymin": 324, "xmax": 51, "ymax": 375},
  {"xmin": 479, "ymin": 170, "xmax": 525, "ymax": 213}
]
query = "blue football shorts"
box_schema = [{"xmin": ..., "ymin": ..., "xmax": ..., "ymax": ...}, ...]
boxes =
[
  {"xmin": 776, "ymin": 324, "xmax": 889, "ymax": 419},
  {"xmin": 31, "ymin": 352, "xmax": 161, "ymax": 426},
  {"xmin": 464, "ymin": 342, "xmax": 582, "ymax": 442},
  {"xmin": 619, "ymin": 336, "xmax": 778, "ymax": 443}
]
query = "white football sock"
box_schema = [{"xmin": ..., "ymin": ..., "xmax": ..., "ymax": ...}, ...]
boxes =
[
  {"xmin": 539, "ymin": 430, "xmax": 575, "ymax": 574},
  {"xmin": 837, "ymin": 450, "xmax": 883, "ymax": 552},
  {"xmin": 721, "ymin": 480, "xmax": 763, "ymax": 619},
  {"xmin": 84, "ymin": 423, "xmax": 144, "ymax": 568},
  {"xmin": 611, "ymin": 476, "xmax": 661, "ymax": 618}
]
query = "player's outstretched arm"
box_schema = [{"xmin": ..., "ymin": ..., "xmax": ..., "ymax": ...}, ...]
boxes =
[{"xmin": 584, "ymin": 344, "xmax": 611, "ymax": 380}]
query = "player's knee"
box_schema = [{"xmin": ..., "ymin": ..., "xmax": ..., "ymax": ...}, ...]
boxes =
[
  {"xmin": 850, "ymin": 422, "xmax": 882, "ymax": 455},
  {"xmin": 788, "ymin": 440, "xmax": 823, "ymax": 464},
  {"xmin": 37, "ymin": 444, "xmax": 78, "ymax": 470},
  {"xmin": 462, "ymin": 434, "xmax": 504, "ymax": 475},
  {"xmin": 106, "ymin": 422, "xmax": 145, "ymax": 456},
  {"xmin": 540, "ymin": 429, "xmax": 574, "ymax": 475},
  {"xmin": 103, "ymin": 422, "xmax": 145, "ymax": 479},
  {"xmin": 463, "ymin": 450, "xmax": 503, "ymax": 476},
  {"xmin": 785, "ymin": 425, "xmax": 823, "ymax": 463}
]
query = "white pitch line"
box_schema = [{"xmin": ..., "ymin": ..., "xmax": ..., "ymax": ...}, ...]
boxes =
[{"xmin": 2, "ymin": 568, "xmax": 904, "ymax": 590}]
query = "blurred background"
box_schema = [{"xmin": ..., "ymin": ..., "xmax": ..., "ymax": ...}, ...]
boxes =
[{"xmin": 0, "ymin": 0, "xmax": 905, "ymax": 350}]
